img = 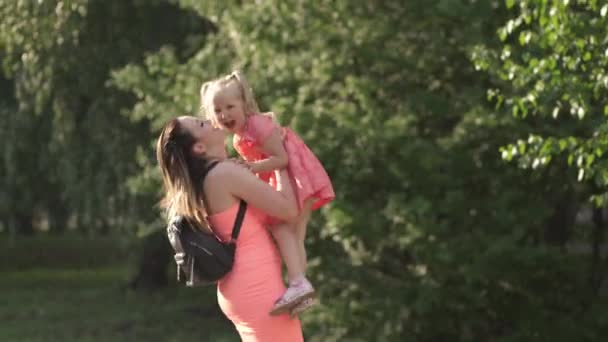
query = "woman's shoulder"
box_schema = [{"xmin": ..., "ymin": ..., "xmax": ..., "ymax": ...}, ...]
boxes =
[
  {"xmin": 202, "ymin": 161, "xmax": 245, "ymax": 215},
  {"xmin": 204, "ymin": 160, "xmax": 252, "ymax": 184},
  {"xmin": 202, "ymin": 161, "xmax": 245, "ymax": 199},
  {"xmin": 205, "ymin": 160, "xmax": 238, "ymax": 179}
]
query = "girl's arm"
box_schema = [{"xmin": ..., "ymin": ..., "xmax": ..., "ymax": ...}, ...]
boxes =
[{"xmin": 248, "ymin": 128, "xmax": 288, "ymax": 173}]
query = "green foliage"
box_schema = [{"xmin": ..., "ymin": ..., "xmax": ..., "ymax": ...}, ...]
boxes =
[
  {"xmin": 0, "ymin": 235, "xmax": 130, "ymax": 271},
  {"xmin": 473, "ymin": 0, "xmax": 608, "ymax": 204},
  {"xmin": 468, "ymin": 1, "xmax": 608, "ymax": 339},
  {"xmin": 0, "ymin": 0, "xmax": 208, "ymax": 234},
  {"xmin": 112, "ymin": 1, "xmax": 608, "ymax": 341}
]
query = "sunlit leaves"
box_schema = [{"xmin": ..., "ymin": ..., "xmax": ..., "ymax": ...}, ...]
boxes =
[{"xmin": 474, "ymin": 0, "xmax": 608, "ymax": 203}]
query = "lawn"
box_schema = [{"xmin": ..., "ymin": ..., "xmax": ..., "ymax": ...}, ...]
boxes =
[
  {"xmin": 1, "ymin": 245, "xmax": 239, "ymax": 342},
  {"xmin": 0, "ymin": 235, "xmax": 327, "ymax": 341}
]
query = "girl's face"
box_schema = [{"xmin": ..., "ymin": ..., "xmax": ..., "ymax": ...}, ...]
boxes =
[{"xmin": 210, "ymin": 84, "xmax": 247, "ymax": 134}]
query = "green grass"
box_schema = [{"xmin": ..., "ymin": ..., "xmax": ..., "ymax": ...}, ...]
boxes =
[{"xmin": 0, "ymin": 268, "xmax": 239, "ymax": 342}]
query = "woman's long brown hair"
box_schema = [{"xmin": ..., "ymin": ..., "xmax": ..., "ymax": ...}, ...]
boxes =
[{"xmin": 156, "ymin": 118, "xmax": 211, "ymax": 232}]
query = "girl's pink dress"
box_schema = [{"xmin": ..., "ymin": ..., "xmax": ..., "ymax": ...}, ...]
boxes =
[
  {"xmin": 234, "ymin": 113, "xmax": 335, "ymax": 213},
  {"xmin": 209, "ymin": 203, "xmax": 304, "ymax": 341}
]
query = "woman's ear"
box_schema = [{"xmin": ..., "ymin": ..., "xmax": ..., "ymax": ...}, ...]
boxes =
[{"xmin": 191, "ymin": 141, "xmax": 207, "ymax": 155}]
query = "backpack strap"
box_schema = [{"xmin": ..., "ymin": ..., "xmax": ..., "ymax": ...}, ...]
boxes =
[
  {"xmin": 200, "ymin": 160, "xmax": 248, "ymax": 243},
  {"xmin": 229, "ymin": 200, "xmax": 247, "ymax": 242},
  {"xmin": 167, "ymin": 216, "xmax": 189, "ymax": 281}
]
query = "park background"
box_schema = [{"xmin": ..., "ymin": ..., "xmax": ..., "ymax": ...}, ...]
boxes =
[{"xmin": 1, "ymin": 0, "xmax": 608, "ymax": 341}]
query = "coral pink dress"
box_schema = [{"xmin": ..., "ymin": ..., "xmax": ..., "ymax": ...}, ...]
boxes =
[
  {"xmin": 234, "ymin": 113, "xmax": 335, "ymax": 212},
  {"xmin": 209, "ymin": 203, "xmax": 303, "ymax": 341}
]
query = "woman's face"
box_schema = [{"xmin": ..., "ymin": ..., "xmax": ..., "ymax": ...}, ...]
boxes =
[{"xmin": 178, "ymin": 116, "xmax": 225, "ymax": 153}]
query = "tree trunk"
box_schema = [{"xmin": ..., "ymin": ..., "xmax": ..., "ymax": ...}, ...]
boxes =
[
  {"xmin": 129, "ymin": 230, "xmax": 172, "ymax": 290},
  {"xmin": 48, "ymin": 201, "xmax": 69, "ymax": 234},
  {"xmin": 543, "ymin": 194, "xmax": 577, "ymax": 247},
  {"xmin": 590, "ymin": 207, "xmax": 606, "ymax": 295},
  {"xmin": 15, "ymin": 212, "xmax": 34, "ymax": 235}
]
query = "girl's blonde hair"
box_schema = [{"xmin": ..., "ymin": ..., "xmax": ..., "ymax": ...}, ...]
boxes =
[
  {"xmin": 156, "ymin": 118, "xmax": 211, "ymax": 232},
  {"xmin": 199, "ymin": 70, "xmax": 262, "ymax": 120}
]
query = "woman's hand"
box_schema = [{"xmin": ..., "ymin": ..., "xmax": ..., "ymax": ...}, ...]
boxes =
[{"xmin": 251, "ymin": 128, "xmax": 289, "ymax": 173}]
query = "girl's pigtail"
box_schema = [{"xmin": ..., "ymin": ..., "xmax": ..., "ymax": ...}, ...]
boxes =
[
  {"xmin": 199, "ymin": 81, "xmax": 213, "ymax": 118},
  {"xmin": 230, "ymin": 70, "xmax": 260, "ymax": 114}
]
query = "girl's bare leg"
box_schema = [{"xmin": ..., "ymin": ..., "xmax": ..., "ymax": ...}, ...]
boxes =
[
  {"xmin": 286, "ymin": 198, "xmax": 317, "ymax": 317},
  {"xmin": 270, "ymin": 223, "xmax": 303, "ymax": 282},
  {"xmin": 296, "ymin": 199, "xmax": 315, "ymax": 271},
  {"xmin": 268, "ymin": 199, "xmax": 317, "ymax": 316}
]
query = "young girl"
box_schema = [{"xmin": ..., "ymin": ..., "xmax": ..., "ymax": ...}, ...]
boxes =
[{"xmin": 199, "ymin": 71, "xmax": 335, "ymax": 317}]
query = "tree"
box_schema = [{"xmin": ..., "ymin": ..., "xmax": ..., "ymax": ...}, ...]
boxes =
[
  {"xmin": 0, "ymin": 0, "xmax": 208, "ymax": 233},
  {"xmin": 474, "ymin": 0, "xmax": 608, "ymax": 280},
  {"xmin": 472, "ymin": 0, "xmax": 608, "ymax": 339},
  {"xmin": 0, "ymin": 0, "xmax": 210, "ymax": 287},
  {"xmin": 115, "ymin": 1, "xmax": 608, "ymax": 340}
]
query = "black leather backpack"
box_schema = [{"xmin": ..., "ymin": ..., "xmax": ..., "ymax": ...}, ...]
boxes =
[{"xmin": 166, "ymin": 161, "xmax": 247, "ymax": 286}]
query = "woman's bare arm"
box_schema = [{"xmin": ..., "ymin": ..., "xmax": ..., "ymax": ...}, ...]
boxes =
[{"xmin": 223, "ymin": 163, "xmax": 298, "ymax": 221}]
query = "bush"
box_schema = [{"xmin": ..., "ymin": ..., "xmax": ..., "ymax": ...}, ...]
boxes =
[{"xmin": 0, "ymin": 235, "xmax": 132, "ymax": 271}]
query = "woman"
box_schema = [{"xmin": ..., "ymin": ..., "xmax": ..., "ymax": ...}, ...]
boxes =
[{"xmin": 156, "ymin": 116, "xmax": 305, "ymax": 341}]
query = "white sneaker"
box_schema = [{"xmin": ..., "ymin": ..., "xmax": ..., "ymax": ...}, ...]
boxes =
[
  {"xmin": 290, "ymin": 297, "xmax": 317, "ymax": 318},
  {"xmin": 269, "ymin": 278, "xmax": 315, "ymax": 316}
]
